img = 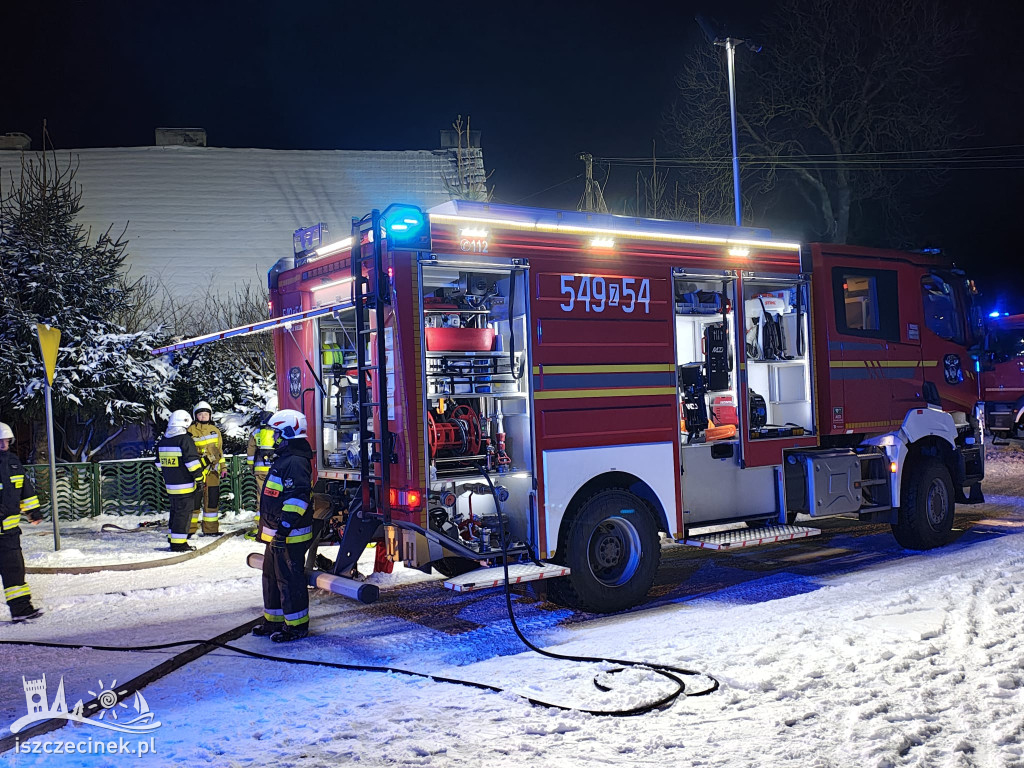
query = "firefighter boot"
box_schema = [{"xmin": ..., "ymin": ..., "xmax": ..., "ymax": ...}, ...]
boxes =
[
  {"xmin": 11, "ymin": 603, "xmax": 43, "ymax": 622},
  {"xmin": 201, "ymin": 514, "xmax": 220, "ymax": 536},
  {"xmin": 251, "ymin": 621, "xmax": 281, "ymax": 637},
  {"xmin": 271, "ymin": 624, "xmax": 309, "ymax": 643}
]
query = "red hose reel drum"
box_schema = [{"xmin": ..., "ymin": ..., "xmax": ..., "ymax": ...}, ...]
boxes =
[{"xmin": 427, "ymin": 404, "xmax": 482, "ymax": 457}]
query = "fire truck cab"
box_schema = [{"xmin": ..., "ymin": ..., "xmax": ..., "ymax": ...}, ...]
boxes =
[
  {"xmin": 980, "ymin": 313, "xmax": 1024, "ymax": 439},
  {"xmin": 266, "ymin": 201, "xmax": 985, "ymax": 612}
]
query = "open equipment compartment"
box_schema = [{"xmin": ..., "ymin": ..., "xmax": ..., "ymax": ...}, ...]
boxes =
[
  {"xmin": 741, "ymin": 274, "xmax": 815, "ymax": 440},
  {"xmin": 673, "ymin": 269, "xmax": 741, "ymax": 448},
  {"xmin": 418, "ymin": 262, "xmax": 536, "ymax": 559},
  {"xmin": 314, "ymin": 306, "xmax": 361, "ymax": 474}
]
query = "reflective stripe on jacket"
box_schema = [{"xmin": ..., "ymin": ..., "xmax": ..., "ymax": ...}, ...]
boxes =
[
  {"xmin": 155, "ymin": 433, "xmax": 206, "ymax": 495},
  {"xmin": 188, "ymin": 422, "xmax": 224, "ymax": 473},
  {"xmin": 1, "ymin": 451, "xmax": 40, "ymax": 535},
  {"xmin": 258, "ymin": 438, "xmax": 313, "ymax": 539}
]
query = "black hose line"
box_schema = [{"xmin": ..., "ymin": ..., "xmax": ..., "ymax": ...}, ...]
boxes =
[
  {"xmin": 1, "ymin": 475, "xmax": 719, "ymax": 718},
  {"xmin": 474, "ymin": 465, "xmax": 719, "ymax": 715}
]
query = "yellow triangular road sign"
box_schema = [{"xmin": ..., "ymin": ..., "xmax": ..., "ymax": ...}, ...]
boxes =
[{"xmin": 35, "ymin": 323, "xmax": 61, "ymax": 385}]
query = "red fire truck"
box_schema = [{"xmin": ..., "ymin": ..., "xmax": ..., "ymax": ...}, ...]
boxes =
[
  {"xmin": 157, "ymin": 201, "xmax": 986, "ymax": 612},
  {"xmin": 981, "ymin": 313, "xmax": 1024, "ymax": 439}
]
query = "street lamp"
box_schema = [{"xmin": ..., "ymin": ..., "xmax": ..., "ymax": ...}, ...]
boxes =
[{"xmin": 696, "ymin": 15, "xmax": 761, "ymax": 227}]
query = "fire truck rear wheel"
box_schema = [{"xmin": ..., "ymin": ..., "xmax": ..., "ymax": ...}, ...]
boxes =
[
  {"xmin": 552, "ymin": 488, "xmax": 661, "ymax": 613},
  {"xmin": 891, "ymin": 457, "xmax": 955, "ymax": 550}
]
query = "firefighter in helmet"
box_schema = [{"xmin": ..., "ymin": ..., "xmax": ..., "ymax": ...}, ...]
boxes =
[
  {"xmin": 0, "ymin": 421, "xmax": 43, "ymax": 621},
  {"xmin": 251, "ymin": 408, "xmax": 314, "ymax": 642},
  {"xmin": 244, "ymin": 396, "xmax": 278, "ymax": 540},
  {"xmin": 156, "ymin": 410, "xmax": 208, "ymax": 552},
  {"xmin": 187, "ymin": 401, "xmax": 225, "ymax": 536}
]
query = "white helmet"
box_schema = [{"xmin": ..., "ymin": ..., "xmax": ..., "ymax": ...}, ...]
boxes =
[
  {"xmin": 193, "ymin": 401, "xmax": 213, "ymax": 418},
  {"xmin": 167, "ymin": 410, "xmax": 193, "ymax": 431},
  {"xmin": 268, "ymin": 408, "xmax": 307, "ymax": 439},
  {"xmin": 0, "ymin": 422, "xmax": 14, "ymax": 441}
]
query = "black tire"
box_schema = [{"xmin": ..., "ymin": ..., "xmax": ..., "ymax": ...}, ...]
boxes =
[
  {"xmin": 432, "ymin": 557, "xmax": 478, "ymax": 578},
  {"xmin": 550, "ymin": 488, "xmax": 661, "ymax": 613},
  {"xmin": 891, "ymin": 457, "xmax": 955, "ymax": 550}
]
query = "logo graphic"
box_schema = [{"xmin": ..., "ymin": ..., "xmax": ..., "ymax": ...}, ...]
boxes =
[
  {"xmin": 943, "ymin": 354, "xmax": 963, "ymax": 385},
  {"xmin": 10, "ymin": 675, "xmax": 160, "ymax": 735},
  {"xmin": 288, "ymin": 366, "xmax": 302, "ymax": 398}
]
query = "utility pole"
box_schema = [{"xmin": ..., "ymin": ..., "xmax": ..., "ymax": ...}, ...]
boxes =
[
  {"xmin": 578, "ymin": 153, "xmax": 608, "ymax": 213},
  {"xmin": 720, "ymin": 38, "xmax": 742, "ymax": 227},
  {"xmin": 696, "ymin": 15, "xmax": 761, "ymax": 228},
  {"xmin": 580, "ymin": 153, "xmax": 595, "ymax": 211}
]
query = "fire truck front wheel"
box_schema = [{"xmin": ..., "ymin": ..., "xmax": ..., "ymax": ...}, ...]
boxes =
[
  {"xmin": 891, "ymin": 457, "xmax": 955, "ymax": 550},
  {"xmin": 553, "ymin": 488, "xmax": 661, "ymax": 613}
]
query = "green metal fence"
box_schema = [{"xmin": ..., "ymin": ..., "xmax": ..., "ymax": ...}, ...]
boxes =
[{"xmin": 25, "ymin": 455, "xmax": 261, "ymax": 520}]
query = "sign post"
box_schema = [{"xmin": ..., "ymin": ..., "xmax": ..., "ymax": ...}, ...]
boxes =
[{"xmin": 35, "ymin": 323, "xmax": 61, "ymax": 551}]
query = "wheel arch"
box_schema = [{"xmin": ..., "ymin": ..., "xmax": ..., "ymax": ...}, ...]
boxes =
[
  {"xmin": 904, "ymin": 435, "xmax": 958, "ymax": 489},
  {"xmin": 553, "ymin": 471, "xmax": 669, "ymax": 557}
]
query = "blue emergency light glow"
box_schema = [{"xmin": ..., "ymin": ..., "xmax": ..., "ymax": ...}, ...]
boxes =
[
  {"xmin": 381, "ymin": 203, "xmax": 429, "ymax": 251},
  {"xmin": 990, "ymin": 311, "xmax": 1001, "ymax": 318}
]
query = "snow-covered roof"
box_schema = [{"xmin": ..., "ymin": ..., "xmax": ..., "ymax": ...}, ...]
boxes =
[{"xmin": 2, "ymin": 145, "xmax": 467, "ymax": 298}]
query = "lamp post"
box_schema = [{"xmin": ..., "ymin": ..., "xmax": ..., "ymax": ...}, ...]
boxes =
[{"xmin": 696, "ymin": 15, "xmax": 761, "ymax": 227}]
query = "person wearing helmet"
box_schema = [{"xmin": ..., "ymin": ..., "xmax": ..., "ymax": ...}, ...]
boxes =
[
  {"xmin": 0, "ymin": 421, "xmax": 43, "ymax": 621},
  {"xmin": 155, "ymin": 410, "xmax": 209, "ymax": 552},
  {"xmin": 243, "ymin": 410, "xmax": 277, "ymax": 540},
  {"xmin": 251, "ymin": 408, "xmax": 314, "ymax": 643},
  {"xmin": 187, "ymin": 401, "xmax": 225, "ymax": 536}
]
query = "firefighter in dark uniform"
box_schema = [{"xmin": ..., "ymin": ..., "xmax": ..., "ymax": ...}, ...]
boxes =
[
  {"xmin": 251, "ymin": 408, "xmax": 314, "ymax": 643},
  {"xmin": 156, "ymin": 410, "xmax": 208, "ymax": 552},
  {"xmin": 0, "ymin": 421, "xmax": 43, "ymax": 621}
]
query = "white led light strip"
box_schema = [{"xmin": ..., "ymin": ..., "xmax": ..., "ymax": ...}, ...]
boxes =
[
  {"xmin": 430, "ymin": 213, "xmax": 800, "ymax": 251},
  {"xmin": 310, "ymin": 277, "xmax": 354, "ymax": 293}
]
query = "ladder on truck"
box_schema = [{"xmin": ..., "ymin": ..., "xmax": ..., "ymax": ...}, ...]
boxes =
[{"xmin": 351, "ymin": 210, "xmax": 393, "ymax": 524}]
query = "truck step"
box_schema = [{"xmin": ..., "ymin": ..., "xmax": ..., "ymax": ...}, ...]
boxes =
[
  {"xmin": 682, "ymin": 525, "xmax": 821, "ymax": 550},
  {"xmin": 442, "ymin": 562, "xmax": 570, "ymax": 593}
]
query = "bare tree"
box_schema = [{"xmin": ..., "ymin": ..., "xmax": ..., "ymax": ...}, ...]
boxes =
[
  {"xmin": 666, "ymin": 0, "xmax": 971, "ymax": 242},
  {"xmin": 441, "ymin": 115, "xmax": 494, "ymax": 201}
]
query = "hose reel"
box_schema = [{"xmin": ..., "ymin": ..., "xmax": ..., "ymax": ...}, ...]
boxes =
[{"xmin": 427, "ymin": 404, "xmax": 482, "ymax": 457}]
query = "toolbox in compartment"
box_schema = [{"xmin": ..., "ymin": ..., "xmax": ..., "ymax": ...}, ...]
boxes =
[{"xmin": 425, "ymin": 326, "xmax": 495, "ymax": 352}]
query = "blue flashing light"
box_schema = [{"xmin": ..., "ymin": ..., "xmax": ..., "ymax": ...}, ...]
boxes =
[
  {"xmin": 381, "ymin": 203, "xmax": 429, "ymax": 251},
  {"xmin": 990, "ymin": 311, "xmax": 1001, "ymax": 318}
]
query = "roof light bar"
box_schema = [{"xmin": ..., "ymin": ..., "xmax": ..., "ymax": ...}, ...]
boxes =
[{"xmin": 430, "ymin": 213, "xmax": 801, "ymax": 251}]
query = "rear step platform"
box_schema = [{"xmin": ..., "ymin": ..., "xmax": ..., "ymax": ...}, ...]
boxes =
[
  {"xmin": 442, "ymin": 563, "xmax": 570, "ymax": 593},
  {"xmin": 683, "ymin": 525, "xmax": 821, "ymax": 550}
]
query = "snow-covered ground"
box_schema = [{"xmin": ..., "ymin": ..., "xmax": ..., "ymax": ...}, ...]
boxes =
[{"xmin": 2, "ymin": 445, "xmax": 1023, "ymax": 767}]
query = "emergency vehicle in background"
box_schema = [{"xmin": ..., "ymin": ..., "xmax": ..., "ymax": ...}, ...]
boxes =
[
  {"xmin": 980, "ymin": 313, "xmax": 1024, "ymax": 439},
  {"xmin": 155, "ymin": 201, "xmax": 987, "ymax": 613}
]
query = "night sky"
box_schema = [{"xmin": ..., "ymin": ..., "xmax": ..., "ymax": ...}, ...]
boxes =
[{"xmin": 4, "ymin": 0, "xmax": 1022, "ymax": 308}]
